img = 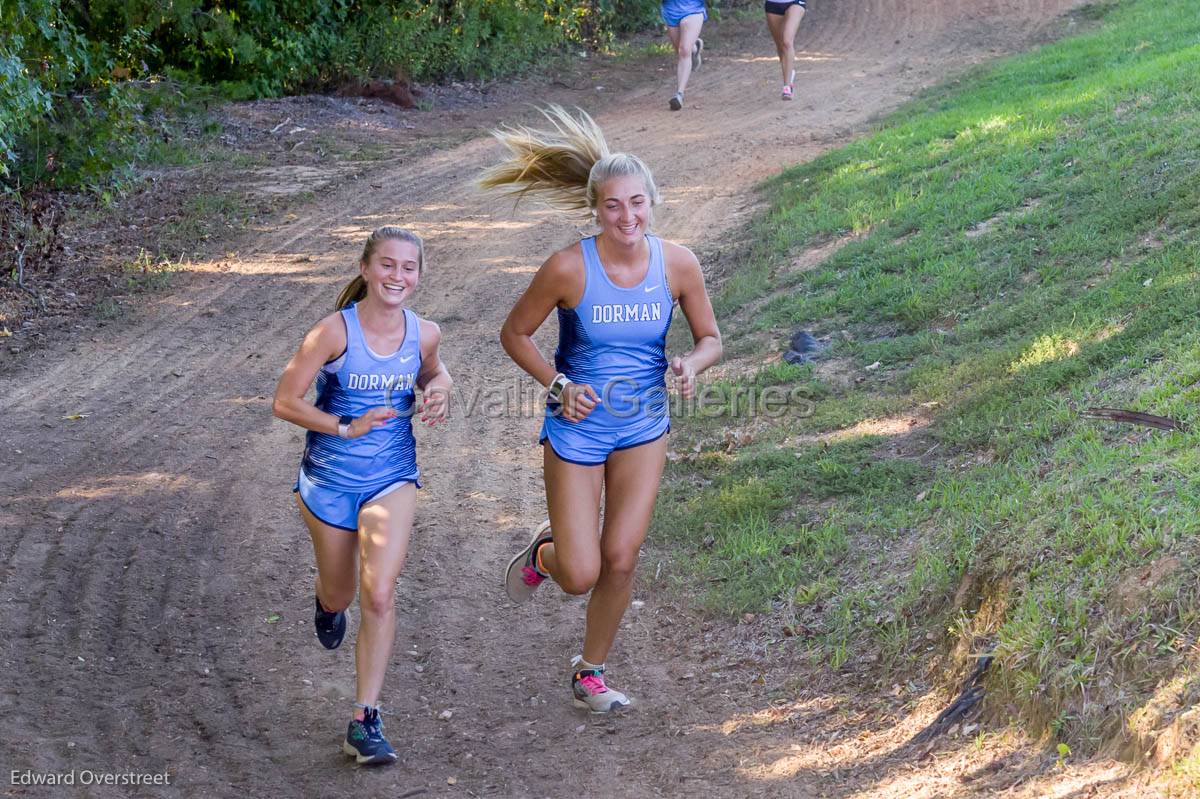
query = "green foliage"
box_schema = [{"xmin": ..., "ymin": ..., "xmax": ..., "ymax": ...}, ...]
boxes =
[
  {"xmin": 1, "ymin": 0, "xmax": 667, "ymax": 190},
  {"xmin": 1, "ymin": 0, "xmax": 94, "ymax": 177},
  {"xmin": 1, "ymin": 0, "xmax": 187, "ymax": 187},
  {"xmin": 68, "ymin": 0, "xmax": 570, "ymax": 90},
  {"xmin": 64, "ymin": 0, "xmax": 666, "ymax": 89},
  {"xmin": 552, "ymin": 0, "xmax": 663, "ymax": 47}
]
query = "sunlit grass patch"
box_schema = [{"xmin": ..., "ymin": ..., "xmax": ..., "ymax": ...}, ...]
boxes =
[{"xmin": 654, "ymin": 0, "xmax": 1200, "ymax": 756}]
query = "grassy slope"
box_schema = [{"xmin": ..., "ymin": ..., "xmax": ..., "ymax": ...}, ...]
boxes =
[{"xmin": 655, "ymin": 0, "xmax": 1200, "ymax": 761}]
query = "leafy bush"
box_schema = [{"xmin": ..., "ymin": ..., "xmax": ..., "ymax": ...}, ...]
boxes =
[
  {"xmin": 1, "ymin": 0, "xmax": 670, "ymax": 189},
  {"xmin": 62, "ymin": 0, "xmax": 649, "ymax": 90},
  {"xmin": 1, "ymin": 0, "xmax": 95, "ymax": 178}
]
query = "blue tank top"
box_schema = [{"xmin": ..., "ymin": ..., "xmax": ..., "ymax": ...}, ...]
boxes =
[
  {"xmin": 302, "ymin": 304, "xmax": 421, "ymax": 490},
  {"xmin": 551, "ymin": 235, "xmax": 673, "ymax": 429}
]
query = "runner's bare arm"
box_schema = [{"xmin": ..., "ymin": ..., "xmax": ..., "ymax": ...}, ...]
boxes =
[
  {"xmin": 416, "ymin": 317, "xmax": 452, "ymax": 426},
  {"xmin": 500, "ymin": 247, "xmax": 599, "ymax": 421},
  {"xmin": 500, "ymin": 249, "xmax": 585, "ymax": 388},
  {"xmin": 665, "ymin": 243, "xmax": 722, "ymax": 397},
  {"xmin": 272, "ymin": 313, "xmax": 397, "ymax": 436}
]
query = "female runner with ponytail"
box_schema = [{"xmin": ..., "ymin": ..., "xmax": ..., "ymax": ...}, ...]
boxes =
[
  {"xmin": 273, "ymin": 226, "xmax": 451, "ymax": 763},
  {"xmin": 482, "ymin": 107, "xmax": 722, "ymax": 713}
]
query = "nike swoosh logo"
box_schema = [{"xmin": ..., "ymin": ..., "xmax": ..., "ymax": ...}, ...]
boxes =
[
  {"xmin": 644, "ymin": 285, "xmax": 660, "ymax": 293},
  {"xmin": 399, "ymin": 355, "xmax": 415, "ymax": 363}
]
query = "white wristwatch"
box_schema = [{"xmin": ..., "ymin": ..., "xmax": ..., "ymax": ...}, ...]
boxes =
[
  {"xmin": 337, "ymin": 414, "xmax": 352, "ymax": 438},
  {"xmin": 548, "ymin": 373, "xmax": 571, "ymax": 401}
]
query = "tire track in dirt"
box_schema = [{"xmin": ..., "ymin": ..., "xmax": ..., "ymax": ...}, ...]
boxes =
[{"xmin": 1, "ymin": 2, "xmax": 1091, "ymax": 796}]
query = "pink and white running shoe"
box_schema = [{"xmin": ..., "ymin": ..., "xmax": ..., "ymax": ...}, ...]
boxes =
[
  {"xmin": 571, "ymin": 656, "xmax": 631, "ymax": 713},
  {"xmin": 504, "ymin": 520, "xmax": 552, "ymax": 603}
]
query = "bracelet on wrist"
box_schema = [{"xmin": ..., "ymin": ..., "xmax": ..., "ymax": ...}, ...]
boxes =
[{"xmin": 548, "ymin": 372, "xmax": 570, "ymax": 401}]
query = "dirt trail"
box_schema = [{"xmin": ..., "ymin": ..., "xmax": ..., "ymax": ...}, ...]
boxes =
[{"xmin": 2, "ymin": 3, "xmax": 1146, "ymax": 797}]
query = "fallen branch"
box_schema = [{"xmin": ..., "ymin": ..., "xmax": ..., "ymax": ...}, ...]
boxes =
[
  {"xmin": 13, "ymin": 243, "xmax": 46, "ymax": 312},
  {"xmin": 910, "ymin": 652, "xmax": 993, "ymax": 746},
  {"xmin": 1081, "ymin": 407, "xmax": 1186, "ymax": 432}
]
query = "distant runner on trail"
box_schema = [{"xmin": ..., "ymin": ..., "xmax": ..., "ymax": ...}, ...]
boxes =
[
  {"xmin": 661, "ymin": 0, "xmax": 707, "ymax": 110},
  {"xmin": 764, "ymin": 0, "xmax": 807, "ymax": 100},
  {"xmin": 272, "ymin": 226, "xmax": 452, "ymax": 765},
  {"xmin": 481, "ymin": 106, "xmax": 722, "ymax": 713}
]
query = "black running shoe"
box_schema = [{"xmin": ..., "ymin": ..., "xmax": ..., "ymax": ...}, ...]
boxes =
[
  {"xmin": 314, "ymin": 595, "xmax": 347, "ymax": 650},
  {"xmin": 669, "ymin": 92, "xmax": 684, "ymax": 111},
  {"xmin": 343, "ymin": 707, "xmax": 397, "ymax": 765}
]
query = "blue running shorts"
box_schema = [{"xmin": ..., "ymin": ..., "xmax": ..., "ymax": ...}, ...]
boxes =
[
  {"xmin": 294, "ymin": 469, "xmax": 418, "ymax": 532},
  {"xmin": 661, "ymin": 0, "xmax": 706, "ymax": 27},
  {"xmin": 540, "ymin": 413, "xmax": 670, "ymax": 467}
]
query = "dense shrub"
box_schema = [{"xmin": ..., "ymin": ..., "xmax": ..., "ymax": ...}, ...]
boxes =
[
  {"xmin": 2, "ymin": 0, "xmax": 100, "ymax": 180},
  {"xmin": 0, "ymin": 0, "xmax": 669, "ymax": 188},
  {"xmin": 71, "ymin": 0, "xmax": 565, "ymax": 90}
]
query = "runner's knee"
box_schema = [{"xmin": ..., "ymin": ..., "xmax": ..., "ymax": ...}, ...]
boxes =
[
  {"xmin": 318, "ymin": 571, "xmax": 357, "ymax": 611},
  {"xmin": 600, "ymin": 550, "xmax": 639, "ymax": 584},
  {"xmin": 359, "ymin": 581, "xmax": 396, "ymax": 617},
  {"xmin": 556, "ymin": 563, "xmax": 600, "ymax": 595}
]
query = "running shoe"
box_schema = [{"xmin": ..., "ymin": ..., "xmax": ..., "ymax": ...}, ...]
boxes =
[
  {"xmin": 571, "ymin": 656, "xmax": 632, "ymax": 714},
  {"xmin": 692, "ymin": 38, "xmax": 704, "ymax": 71},
  {"xmin": 343, "ymin": 706, "xmax": 397, "ymax": 765},
  {"xmin": 669, "ymin": 92, "xmax": 684, "ymax": 111},
  {"xmin": 314, "ymin": 595, "xmax": 347, "ymax": 650},
  {"xmin": 782, "ymin": 85, "xmax": 794, "ymax": 101},
  {"xmin": 504, "ymin": 520, "xmax": 552, "ymax": 603}
]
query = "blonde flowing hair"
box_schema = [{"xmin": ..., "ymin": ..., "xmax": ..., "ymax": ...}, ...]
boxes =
[
  {"xmin": 479, "ymin": 105, "xmax": 660, "ymax": 215},
  {"xmin": 335, "ymin": 226, "xmax": 425, "ymax": 310}
]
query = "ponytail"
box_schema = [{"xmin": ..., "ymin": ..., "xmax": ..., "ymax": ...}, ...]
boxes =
[
  {"xmin": 334, "ymin": 275, "xmax": 368, "ymax": 310},
  {"xmin": 481, "ymin": 106, "xmax": 660, "ymax": 214}
]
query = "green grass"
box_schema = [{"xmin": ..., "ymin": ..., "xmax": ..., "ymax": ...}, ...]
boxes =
[
  {"xmin": 93, "ymin": 297, "xmax": 122, "ymax": 320},
  {"xmin": 90, "ymin": 250, "xmax": 188, "ymax": 320},
  {"xmin": 167, "ymin": 193, "xmax": 258, "ymax": 246},
  {"xmin": 655, "ymin": 0, "xmax": 1200, "ymax": 754},
  {"xmin": 612, "ymin": 40, "xmax": 673, "ymax": 61},
  {"xmin": 121, "ymin": 249, "xmax": 185, "ymax": 292}
]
